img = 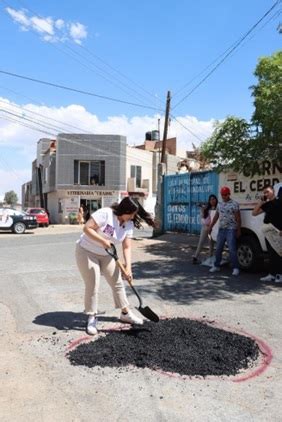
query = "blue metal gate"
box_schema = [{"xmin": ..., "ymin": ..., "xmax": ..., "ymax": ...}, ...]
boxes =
[{"xmin": 163, "ymin": 171, "xmax": 219, "ymax": 234}]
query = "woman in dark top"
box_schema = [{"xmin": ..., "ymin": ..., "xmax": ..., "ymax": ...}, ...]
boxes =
[{"xmin": 252, "ymin": 185, "xmax": 282, "ymax": 283}]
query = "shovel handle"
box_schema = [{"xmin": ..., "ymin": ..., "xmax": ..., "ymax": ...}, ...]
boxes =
[
  {"xmin": 105, "ymin": 244, "xmax": 143, "ymax": 308},
  {"xmin": 115, "ymin": 259, "xmax": 133, "ymax": 286}
]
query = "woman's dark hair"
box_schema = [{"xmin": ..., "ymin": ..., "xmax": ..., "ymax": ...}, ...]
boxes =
[
  {"xmin": 203, "ymin": 194, "xmax": 218, "ymax": 219},
  {"xmin": 82, "ymin": 204, "xmax": 90, "ymax": 222},
  {"xmin": 112, "ymin": 196, "xmax": 155, "ymax": 229}
]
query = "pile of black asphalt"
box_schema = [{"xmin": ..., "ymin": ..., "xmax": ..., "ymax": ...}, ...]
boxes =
[{"xmin": 67, "ymin": 318, "xmax": 260, "ymax": 377}]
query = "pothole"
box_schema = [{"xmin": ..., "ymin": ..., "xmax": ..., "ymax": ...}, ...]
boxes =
[{"xmin": 67, "ymin": 318, "xmax": 260, "ymax": 377}]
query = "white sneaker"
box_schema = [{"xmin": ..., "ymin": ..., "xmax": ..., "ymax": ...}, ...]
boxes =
[
  {"xmin": 120, "ymin": 310, "xmax": 143, "ymax": 325},
  {"xmin": 275, "ymin": 274, "xmax": 282, "ymax": 283},
  {"xmin": 232, "ymin": 268, "xmax": 240, "ymax": 276},
  {"xmin": 87, "ymin": 315, "xmax": 98, "ymax": 335},
  {"xmin": 260, "ymin": 274, "xmax": 275, "ymax": 282},
  {"xmin": 209, "ymin": 266, "xmax": 220, "ymax": 273}
]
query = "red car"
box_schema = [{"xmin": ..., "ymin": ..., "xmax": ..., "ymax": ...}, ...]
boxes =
[{"xmin": 26, "ymin": 208, "xmax": 49, "ymax": 227}]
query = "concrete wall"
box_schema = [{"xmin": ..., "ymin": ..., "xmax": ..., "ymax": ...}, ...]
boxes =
[
  {"xmin": 126, "ymin": 146, "xmax": 153, "ymax": 192},
  {"xmin": 56, "ymin": 134, "xmax": 126, "ymax": 191}
]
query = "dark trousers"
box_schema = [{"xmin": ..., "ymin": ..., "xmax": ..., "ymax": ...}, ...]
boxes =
[
  {"xmin": 266, "ymin": 240, "xmax": 282, "ymax": 275},
  {"xmin": 214, "ymin": 228, "xmax": 239, "ymax": 269}
]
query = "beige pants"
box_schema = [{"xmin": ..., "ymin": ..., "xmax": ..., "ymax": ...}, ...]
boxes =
[
  {"xmin": 75, "ymin": 243, "xmax": 129, "ymax": 315},
  {"xmin": 194, "ymin": 225, "xmax": 214, "ymax": 259}
]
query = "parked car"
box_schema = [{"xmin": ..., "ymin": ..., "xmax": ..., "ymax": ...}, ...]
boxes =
[
  {"xmin": 0, "ymin": 208, "xmax": 38, "ymax": 234},
  {"xmin": 25, "ymin": 208, "xmax": 49, "ymax": 227}
]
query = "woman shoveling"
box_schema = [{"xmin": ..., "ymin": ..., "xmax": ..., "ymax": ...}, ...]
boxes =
[{"xmin": 75, "ymin": 197, "xmax": 156, "ymax": 335}]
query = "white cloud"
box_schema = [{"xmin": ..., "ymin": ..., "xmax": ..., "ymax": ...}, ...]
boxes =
[
  {"xmin": 0, "ymin": 98, "xmax": 215, "ymax": 150},
  {"xmin": 69, "ymin": 22, "xmax": 87, "ymax": 45},
  {"xmin": 0, "ymin": 97, "xmax": 214, "ymax": 200},
  {"xmin": 5, "ymin": 7, "xmax": 88, "ymax": 45},
  {"xmin": 5, "ymin": 7, "xmax": 30, "ymax": 27},
  {"xmin": 30, "ymin": 16, "xmax": 54, "ymax": 35},
  {"xmin": 55, "ymin": 19, "xmax": 65, "ymax": 30}
]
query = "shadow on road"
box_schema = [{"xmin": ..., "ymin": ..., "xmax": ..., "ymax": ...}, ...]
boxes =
[
  {"xmin": 32, "ymin": 312, "xmax": 121, "ymax": 331},
  {"xmin": 129, "ymin": 235, "xmax": 279, "ymax": 305},
  {"xmin": 33, "ymin": 311, "xmax": 86, "ymax": 331}
]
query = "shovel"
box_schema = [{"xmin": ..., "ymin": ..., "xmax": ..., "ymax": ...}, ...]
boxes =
[{"xmin": 105, "ymin": 244, "xmax": 159, "ymax": 322}]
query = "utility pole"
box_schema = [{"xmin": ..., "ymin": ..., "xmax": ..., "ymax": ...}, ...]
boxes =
[
  {"xmin": 161, "ymin": 91, "xmax": 171, "ymax": 164},
  {"xmin": 37, "ymin": 166, "xmax": 44, "ymax": 209},
  {"xmin": 153, "ymin": 90, "xmax": 171, "ymax": 236}
]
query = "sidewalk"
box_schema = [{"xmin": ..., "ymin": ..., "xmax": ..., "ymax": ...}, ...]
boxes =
[{"xmin": 0, "ymin": 223, "xmax": 83, "ymax": 238}]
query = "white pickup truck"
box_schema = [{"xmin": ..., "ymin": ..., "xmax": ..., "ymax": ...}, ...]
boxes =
[{"xmin": 211, "ymin": 182, "xmax": 282, "ymax": 272}]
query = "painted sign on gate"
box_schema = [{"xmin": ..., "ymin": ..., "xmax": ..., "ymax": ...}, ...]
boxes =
[{"xmin": 163, "ymin": 171, "xmax": 218, "ymax": 234}]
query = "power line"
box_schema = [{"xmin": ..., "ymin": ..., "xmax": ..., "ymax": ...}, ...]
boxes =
[
  {"xmin": 0, "ymin": 113, "xmax": 165, "ymax": 166},
  {"xmin": 173, "ymin": 8, "xmax": 281, "ymax": 99},
  {"xmin": 0, "ymin": 69, "xmax": 162, "ymax": 111},
  {"xmin": 0, "ymin": 84, "xmax": 212, "ymax": 152},
  {"xmin": 2, "ymin": 0, "xmax": 161, "ymax": 108},
  {"xmin": 0, "ymin": 113, "xmax": 58, "ymax": 137},
  {"xmin": 0, "ymin": 90, "xmax": 206, "ymax": 156},
  {"xmin": 172, "ymin": 1, "xmax": 280, "ymax": 110},
  {"xmin": 0, "ymin": 99, "xmax": 210, "ymax": 161},
  {"xmin": 79, "ymin": 44, "xmax": 160, "ymax": 103},
  {"xmin": 0, "ymin": 98, "xmax": 93, "ymax": 134},
  {"xmin": 170, "ymin": 114, "xmax": 205, "ymax": 143},
  {"xmin": 0, "ymin": 108, "xmax": 70, "ymax": 133}
]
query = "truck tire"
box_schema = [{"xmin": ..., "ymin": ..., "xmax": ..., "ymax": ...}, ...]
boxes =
[
  {"xmin": 237, "ymin": 235, "xmax": 264, "ymax": 272},
  {"xmin": 12, "ymin": 222, "xmax": 26, "ymax": 234}
]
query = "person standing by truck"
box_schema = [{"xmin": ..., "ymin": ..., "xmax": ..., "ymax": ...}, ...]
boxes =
[
  {"xmin": 192, "ymin": 194, "xmax": 218, "ymax": 264},
  {"xmin": 208, "ymin": 186, "xmax": 241, "ymax": 276},
  {"xmin": 252, "ymin": 185, "xmax": 282, "ymax": 283}
]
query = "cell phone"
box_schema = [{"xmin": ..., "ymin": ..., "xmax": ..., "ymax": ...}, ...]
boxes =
[{"xmin": 261, "ymin": 195, "xmax": 267, "ymax": 201}]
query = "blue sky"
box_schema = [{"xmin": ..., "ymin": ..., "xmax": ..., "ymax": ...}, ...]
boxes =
[{"xmin": 0, "ymin": 0, "xmax": 281, "ymax": 199}]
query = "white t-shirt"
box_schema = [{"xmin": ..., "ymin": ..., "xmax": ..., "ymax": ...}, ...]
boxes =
[{"xmin": 78, "ymin": 207, "xmax": 134, "ymax": 255}]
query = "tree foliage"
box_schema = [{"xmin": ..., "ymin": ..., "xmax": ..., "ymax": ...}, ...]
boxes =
[
  {"xmin": 4, "ymin": 190, "xmax": 18, "ymax": 206},
  {"xmin": 200, "ymin": 51, "xmax": 282, "ymax": 173},
  {"xmin": 200, "ymin": 117, "xmax": 254, "ymax": 173},
  {"xmin": 251, "ymin": 50, "xmax": 282, "ymax": 142}
]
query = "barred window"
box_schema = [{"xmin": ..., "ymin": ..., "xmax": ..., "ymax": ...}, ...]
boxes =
[
  {"xmin": 130, "ymin": 165, "xmax": 142, "ymax": 188},
  {"xmin": 74, "ymin": 160, "xmax": 105, "ymax": 186}
]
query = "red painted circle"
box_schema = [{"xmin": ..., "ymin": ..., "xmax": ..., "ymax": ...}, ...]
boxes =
[{"xmin": 66, "ymin": 318, "xmax": 272, "ymax": 382}]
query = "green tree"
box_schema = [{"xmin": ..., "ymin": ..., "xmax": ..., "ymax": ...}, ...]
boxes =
[
  {"xmin": 4, "ymin": 190, "xmax": 18, "ymax": 207},
  {"xmin": 200, "ymin": 116, "xmax": 253, "ymax": 173},
  {"xmin": 251, "ymin": 50, "xmax": 282, "ymax": 143},
  {"xmin": 200, "ymin": 51, "xmax": 282, "ymax": 172}
]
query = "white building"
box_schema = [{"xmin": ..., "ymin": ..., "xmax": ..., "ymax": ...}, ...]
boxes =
[{"xmin": 22, "ymin": 133, "xmax": 184, "ymax": 223}]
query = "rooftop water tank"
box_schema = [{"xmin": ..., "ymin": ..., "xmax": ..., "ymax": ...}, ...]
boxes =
[
  {"xmin": 151, "ymin": 130, "xmax": 160, "ymax": 141},
  {"xmin": 145, "ymin": 131, "xmax": 152, "ymax": 140}
]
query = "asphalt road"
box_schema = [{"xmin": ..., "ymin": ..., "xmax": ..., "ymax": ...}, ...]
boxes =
[{"xmin": 0, "ymin": 227, "xmax": 281, "ymax": 421}]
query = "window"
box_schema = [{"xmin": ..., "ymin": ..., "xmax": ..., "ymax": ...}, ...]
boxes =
[
  {"xmin": 58, "ymin": 200, "xmax": 63, "ymax": 214},
  {"xmin": 130, "ymin": 165, "xmax": 142, "ymax": 188},
  {"xmin": 74, "ymin": 160, "xmax": 105, "ymax": 186}
]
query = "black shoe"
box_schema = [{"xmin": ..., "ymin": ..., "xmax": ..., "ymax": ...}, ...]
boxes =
[{"xmin": 192, "ymin": 256, "xmax": 200, "ymax": 264}]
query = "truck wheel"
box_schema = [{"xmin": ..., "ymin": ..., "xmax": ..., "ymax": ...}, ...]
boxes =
[
  {"xmin": 12, "ymin": 222, "xmax": 26, "ymax": 234},
  {"xmin": 237, "ymin": 235, "xmax": 264, "ymax": 272}
]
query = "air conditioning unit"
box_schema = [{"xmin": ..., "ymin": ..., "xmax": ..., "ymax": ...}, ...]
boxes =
[
  {"xmin": 127, "ymin": 178, "xmax": 136, "ymax": 191},
  {"xmin": 141, "ymin": 179, "xmax": 150, "ymax": 190}
]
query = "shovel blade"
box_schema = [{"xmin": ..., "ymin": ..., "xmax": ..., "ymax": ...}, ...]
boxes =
[{"xmin": 138, "ymin": 306, "xmax": 159, "ymax": 323}]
